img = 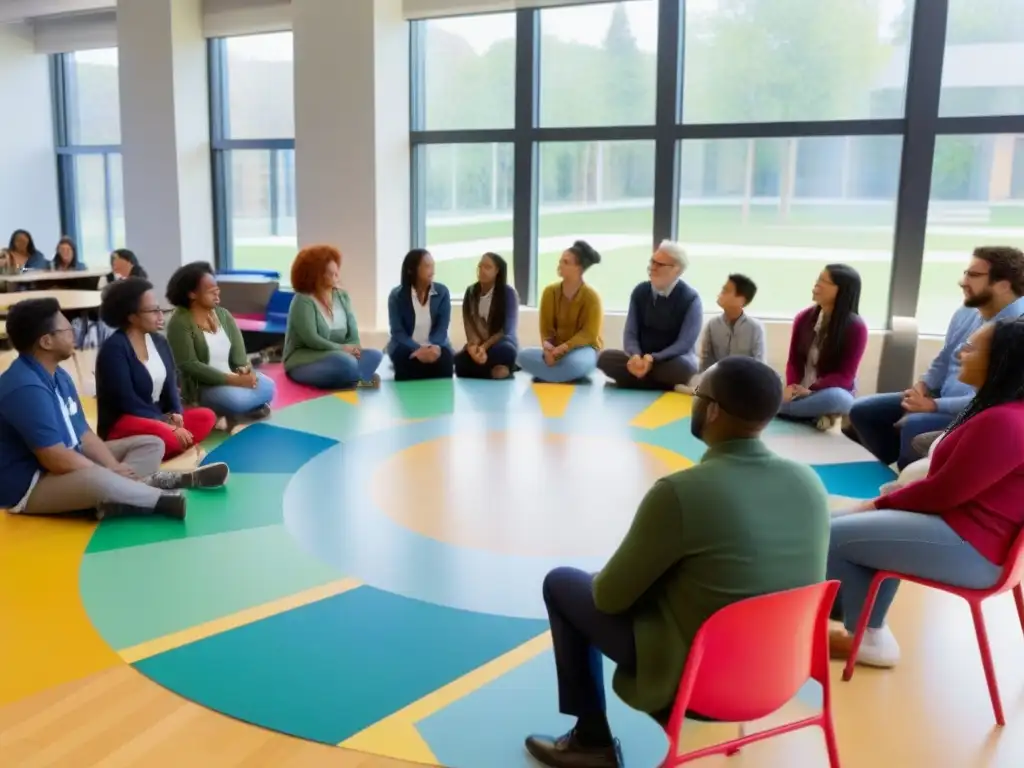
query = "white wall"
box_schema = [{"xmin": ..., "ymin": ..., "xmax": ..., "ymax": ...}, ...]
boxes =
[{"xmin": 0, "ymin": 22, "xmax": 61, "ymax": 253}]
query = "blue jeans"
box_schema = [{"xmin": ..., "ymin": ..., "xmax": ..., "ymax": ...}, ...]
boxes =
[
  {"xmin": 778, "ymin": 387, "xmax": 855, "ymax": 419},
  {"xmin": 849, "ymin": 392, "xmax": 954, "ymax": 468},
  {"xmin": 517, "ymin": 346, "xmax": 598, "ymax": 383},
  {"xmin": 287, "ymin": 349, "xmax": 383, "ymax": 389},
  {"xmin": 199, "ymin": 371, "xmax": 276, "ymax": 415},
  {"xmin": 828, "ymin": 510, "xmax": 1001, "ymax": 632}
]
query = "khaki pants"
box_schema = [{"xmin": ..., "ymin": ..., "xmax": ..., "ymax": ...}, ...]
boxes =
[{"xmin": 24, "ymin": 436, "xmax": 165, "ymax": 515}]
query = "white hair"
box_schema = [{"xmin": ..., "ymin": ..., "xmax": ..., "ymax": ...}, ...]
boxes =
[{"xmin": 656, "ymin": 240, "xmax": 688, "ymax": 272}]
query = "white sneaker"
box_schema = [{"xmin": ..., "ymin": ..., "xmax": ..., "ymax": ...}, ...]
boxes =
[
  {"xmin": 674, "ymin": 384, "xmax": 695, "ymax": 395},
  {"xmin": 856, "ymin": 625, "xmax": 901, "ymax": 668},
  {"xmin": 815, "ymin": 414, "xmax": 840, "ymax": 432}
]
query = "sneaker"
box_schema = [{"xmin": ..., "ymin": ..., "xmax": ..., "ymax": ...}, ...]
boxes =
[
  {"xmin": 829, "ymin": 625, "xmax": 900, "ymax": 668},
  {"xmin": 674, "ymin": 384, "xmax": 696, "ymax": 395},
  {"xmin": 356, "ymin": 374, "xmax": 381, "ymax": 389},
  {"xmin": 147, "ymin": 462, "xmax": 230, "ymax": 491},
  {"xmin": 96, "ymin": 491, "xmax": 186, "ymax": 521},
  {"xmin": 815, "ymin": 414, "xmax": 840, "ymax": 432}
]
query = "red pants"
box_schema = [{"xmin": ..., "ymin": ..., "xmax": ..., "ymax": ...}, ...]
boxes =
[{"xmin": 107, "ymin": 408, "xmax": 217, "ymax": 460}]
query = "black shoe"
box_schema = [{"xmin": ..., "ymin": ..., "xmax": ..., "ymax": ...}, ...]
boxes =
[
  {"xmin": 524, "ymin": 730, "xmax": 620, "ymax": 768},
  {"xmin": 96, "ymin": 492, "xmax": 186, "ymax": 521},
  {"xmin": 147, "ymin": 463, "xmax": 229, "ymax": 490}
]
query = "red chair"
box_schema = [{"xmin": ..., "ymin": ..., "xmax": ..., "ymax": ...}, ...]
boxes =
[
  {"xmin": 661, "ymin": 581, "xmax": 841, "ymax": 767},
  {"xmin": 842, "ymin": 528, "xmax": 1024, "ymax": 726}
]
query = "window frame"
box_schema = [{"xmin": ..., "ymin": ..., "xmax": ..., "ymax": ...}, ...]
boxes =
[{"xmin": 408, "ymin": 0, "xmax": 1024, "ymax": 331}]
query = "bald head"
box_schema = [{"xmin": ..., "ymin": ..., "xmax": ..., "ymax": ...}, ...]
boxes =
[{"xmin": 692, "ymin": 357, "xmax": 783, "ymax": 443}]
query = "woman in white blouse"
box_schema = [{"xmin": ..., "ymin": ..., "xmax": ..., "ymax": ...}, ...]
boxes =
[{"xmin": 165, "ymin": 262, "xmax": 275, "ymax": 427}]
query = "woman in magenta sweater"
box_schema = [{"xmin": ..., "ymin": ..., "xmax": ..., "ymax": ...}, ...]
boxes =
[
  {"xmin": 828, "ymin": 317, "xmax": 1024, "ymax": 669},
  {"xmin": 779, "ymin": 264, "xmax": 867, "ymax": 431}
]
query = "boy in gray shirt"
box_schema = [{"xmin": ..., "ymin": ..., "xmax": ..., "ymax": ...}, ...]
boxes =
[{"xmin": 700, "ymin": 274, "xmax": 767, "ymax": 372}]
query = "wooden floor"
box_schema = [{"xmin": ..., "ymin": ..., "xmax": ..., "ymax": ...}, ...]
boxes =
[{"xmin": 3, "ymin": 348, "xmax": 1024, "ymax": 767}]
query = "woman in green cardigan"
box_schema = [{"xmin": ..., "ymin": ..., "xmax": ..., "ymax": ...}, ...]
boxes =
[
  {"xmin": 165, "ymin": 262, "xmax": 276, "ymax": 422},
  {"xmin": 283, "ymin": 245, "xmax": 383, "ymax": 389}
]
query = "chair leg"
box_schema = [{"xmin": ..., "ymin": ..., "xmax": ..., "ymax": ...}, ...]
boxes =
[
  {"xmin": 842, "ymin": 576, "xmax": 884, "ymax": 682},
  {"xmin": 969, "ymin": 600, "xmax": 1005, "ymax": 726},
  {"xmin": 725, "ymin": 723, "xmax": 745, "ymax": 756},
  {"xmin": 1013, "ymin": 584, "xmax": 1024, "ymax": 638},
  {"xmin": 822, "ymin": 717, "xmax": 842, "ymax": 768}
]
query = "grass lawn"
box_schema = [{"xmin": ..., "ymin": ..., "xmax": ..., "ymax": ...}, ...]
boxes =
[{"xmin": 233, "ymin": 203, "xmax": 1023, "ymax": 336}]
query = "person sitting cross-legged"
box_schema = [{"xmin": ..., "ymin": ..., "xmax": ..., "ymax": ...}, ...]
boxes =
[
  {"xmin": 0, "ymin": 299, "xmax": 224, "ymax": 521},
  {"xmin": 166, "ymin": 261, "xmax": 276, "ymax": 427},
  {"xmin": 828, "ymin": 317, "xmax": 1024, "ymax": 669},
  {"xmin": 699, "ymin": 273, "xmax": 766, "ymax": 372},
  {"xmin": 597, "ymin": 241, "xmax": 703, "ymax": 392},
  {"xmin": 454, "ymin": 252, "xmax": 519, "ymax": 380},
  {"xmin": 387, "ymin": 248, "xmax": 455, "ymax": 381},
  {"xmin": 523, "ymin": 357, "xmax": 830, "ymax": 768},
  {"xmin": 96, "ymin": 278, "xmax": 222, "ymax": 463},
  {"xmin": 517, "ymin": 240, "xmax": 603, "ymax": 384}
]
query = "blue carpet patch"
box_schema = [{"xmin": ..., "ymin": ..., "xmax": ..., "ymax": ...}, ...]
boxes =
[
  {"xmin": 812, "ymin": 461, "xmax": 896, "ymax": 499},
  {"xmin": 202, "ymin": 422, "xmax": 338, "ymax": 474},
  {"xmin": 133, "ymin": 585, "xmax": 548, "ymax": 745}
]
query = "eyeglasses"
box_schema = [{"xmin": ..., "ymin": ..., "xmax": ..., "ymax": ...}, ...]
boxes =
[{"xmin": 649, "ymin": 259, "xmax": 676, "ymax": 270}]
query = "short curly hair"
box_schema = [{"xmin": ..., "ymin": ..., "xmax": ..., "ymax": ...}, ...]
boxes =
[
  {"xmin": 974, "ymin": 245, "xmax": 1024, "ymax": 298},
  {"xmin": 166, "ymin": 261, "xmax": 214, "ymax": 308},
  {"xmin": 290, "ymin": 245, "xmax": 341, "ymax": 294},
  {"xmin": 100, "ymin": 276, "xmax": 154, "ymax": 329}
]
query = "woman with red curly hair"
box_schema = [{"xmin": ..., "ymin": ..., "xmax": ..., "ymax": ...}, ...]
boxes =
[{"xmin": 282, "ymin": 245, "xmax": 382, "ymax": 389}]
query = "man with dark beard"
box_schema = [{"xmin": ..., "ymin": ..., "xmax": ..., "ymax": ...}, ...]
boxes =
[
  {"xmin": 848, "ymin": 246, "xmax": 1024, "ymax": 470},
  {"xmin": 523, "ymin": 357, "xmax": 830, "ymax": 768}
]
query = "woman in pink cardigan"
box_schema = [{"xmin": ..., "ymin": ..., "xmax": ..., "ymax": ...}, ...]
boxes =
[{"xmin": 779, "ymin": 264, "xmax": 868, "ymax": 431}]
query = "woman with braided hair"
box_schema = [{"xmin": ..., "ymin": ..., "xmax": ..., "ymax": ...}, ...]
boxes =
[{"xmin": 826, "ymin": 317, "xmax": 1024, "ymax": 670}]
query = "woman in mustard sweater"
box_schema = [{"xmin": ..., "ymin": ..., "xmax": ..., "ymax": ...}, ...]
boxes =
[{"xmin": 517, "ymin": 240, "xmax": 603, "ymax": 383}]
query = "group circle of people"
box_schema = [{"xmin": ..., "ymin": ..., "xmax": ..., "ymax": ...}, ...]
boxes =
[{"xmin": 3, "ymin": 225, "xmax": 1024, "ymax": 768}]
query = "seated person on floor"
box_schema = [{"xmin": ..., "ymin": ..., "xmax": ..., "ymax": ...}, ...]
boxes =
[
  {"xmin": 282, "ymin": 245, "xmax": 383, "ymax": 390},
  {"xmin": 95, "ymin": 278, "xmax": 218, "ymax": 461},
  {"xmin": 829, "ymin": 317, "xmax": 1024, "ymax": 670},
  {"xmin": 517, "ymin": 240, "xmax": 603, "ymax": 384},
  {"xmin": 779, "ymin": 264, "xmax": 867, "ymax": 431},
  {"xmin": 699, "ymin": 273, "xmax": 766, "ymax": 374},
  {"xmin": 166, "ymin": 261, "xmax": 276, "ymax": 426},
  {"xmin": 387, "ymin": 248, "xmax": 454, "ymax": 381},
  {"xmin": 454, "ymin": 252, "xmax": 519, "ymax": 380},
  {"xmin": 524, "ymin": 357, "xmax": 830, "ymax": 768},
  {"xmin": 848, "ymin": 245, "xmax": 1024, "ymax": 469},
  {"xmin": 597, "ymin": 241, "xmax": 702, "ymax": 392},
  {"xmin": 0, "ymin": 299, "xmax": 226, "ymax": 521},
  {"xmin": 51, "ymin": 237, "xmax": 85, "ymax": 272}
]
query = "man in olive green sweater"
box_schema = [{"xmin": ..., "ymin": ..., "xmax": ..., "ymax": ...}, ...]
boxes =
[{"xmin": 525, "ymin": 357, "xmax": 830, "ymax": 768}]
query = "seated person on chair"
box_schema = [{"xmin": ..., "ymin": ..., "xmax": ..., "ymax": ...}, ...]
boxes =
[
  {"xmin": 0, "ymin": 229, "xmax": 47, "ymax": 274},
  {"xmin": 0, "ymin": 299, "xmax": 225, "ymax": 521},
  {"xmin": 699, "ymin": 273, "xmax": 766, "ymax": 373},
  {"xmin": 517, "ymin": 240, "xmax": 603, "ymax": 384},
  {"xmin": 284, "ymin": 245, "xmax": 383, "ymax": 390},
  {"xmin": 387, "ymin": 248, "xmax": 454, "ymax": 381},
  {"xmin": 524, "ymin": 357, "xmax": 830, "ymax": 768},
  {"xmin": 166, "ymin": 261, "xmax": 276, "ymax": 425},
  {"xmin": 597, "ymin": 241, "xmax": 702, "ymax": 392},
  {"xmin": 454, "ymin": 252, "xmax": 519, "ymax": 380},
  {"xmin": 848, "ymin": 246, "xmax": 1024, "ymax": 469},
  {"xmin": 50, "ymin": 237, "xmax": 86, "ymax": 272},
  {"xmin": 778, "ymin": 264, "xmax": 867, "ymax": 432},
  {"xmin": 108, "ymin": 248, "xmax": 148, "ymax": 281},
  {"xmin": 95, "ymin": 278, "xmax": 219, "ymax": 461},
  {"xmin": 829, "ymin": 318, "xmax": 1024, "ymax": 670}
]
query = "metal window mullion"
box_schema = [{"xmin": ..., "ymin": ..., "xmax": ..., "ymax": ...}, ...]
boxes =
[
  {"xmin": 653, "ymin": 0, "xmax": 684, "ymax": 245},
  {"xmin": 886, "ymin": 0, "xmax": 949, "ymax": 323},
  {"xmin": 512, "ymin": 8, "xmax": 539, "ymax": 306},
  {"xmin": 102, "ymin": 152, "xmax": 115, "ymax": 252}
]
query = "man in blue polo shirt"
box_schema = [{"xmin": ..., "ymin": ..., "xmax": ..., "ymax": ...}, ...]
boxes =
[
  {"xmin": 0, "ymin": 298, "xmax": 227, "ymax": 519},
  {"xmin": 848, "ymin": 245, "xmax": 1024, "ymax": 468}
]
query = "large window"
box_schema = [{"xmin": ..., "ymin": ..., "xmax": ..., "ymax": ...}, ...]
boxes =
[
  {"xmin": 409, "ymin": 1, "xmax": 930, "ymax": 324},
  {"xmin": 209, "ymin": 32, "xmax": 296, "ymax": 278},
  {"xmin": 53, "ymin": 48, "xmax": 125, "ymax": 267}
]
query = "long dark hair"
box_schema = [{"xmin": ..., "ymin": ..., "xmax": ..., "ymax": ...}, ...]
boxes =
[
  {"xmin": 53, "ymin": 236, "xmax": 78, "ymax": 270},
  {"xmin": 111, "ymin": 248, "xmax": 148, "ymax": 279},
  {"xmin": 400, "ymin": 248, "xmax": 430, "ymax": 290},
  {"xmin": 816, "ymin": 263, "xmax": 862, "ymax": 373},
  {"xmin": 944, "ymin": 318, "xmax": 1024, "ymax": 435},
  {"xmin": 7, "ymin": 229, "xmax": 38, "ymax": 256},
  {"xmin": 464, "ymin": 252, "xmax": 509, "ymax": 336}
]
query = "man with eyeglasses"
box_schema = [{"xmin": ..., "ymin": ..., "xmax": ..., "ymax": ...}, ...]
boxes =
[
  {"xmin": 0, "ymin": 298, "xmax": 194, "ymax": 520},
  {"xmin": 524, "ymin": 357, "xmax": 829, "ymax": 768},
  {"xmin": 848, "ymin": 246, "xmax": 1024, "ymax": 469},
  {"xmin": 596, "ymin": 240, "xmax": 703, "ymax": 393}
]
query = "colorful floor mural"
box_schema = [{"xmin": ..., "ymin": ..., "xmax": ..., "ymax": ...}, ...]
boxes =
[{"xmin": 68, "ymin": 368, "xmax": 893, "ymax": 767}]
